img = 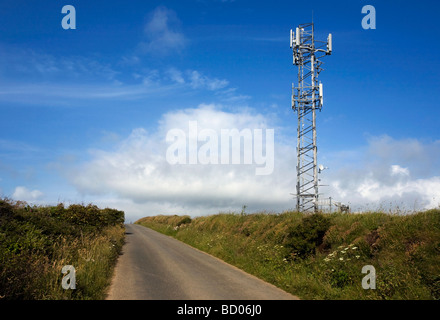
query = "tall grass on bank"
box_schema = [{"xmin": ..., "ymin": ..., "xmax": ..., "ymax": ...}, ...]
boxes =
[
  {"xmin": 0, "ymin": 198, "xmax": 125, "ymax": 300},
  {"xmin": 136, "ymin": 209, "xmax": 440, "ymax": 300}
]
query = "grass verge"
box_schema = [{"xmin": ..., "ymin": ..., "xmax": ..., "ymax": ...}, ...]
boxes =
[
  {"xmin": 136, "ymin": 209, "xmax": 440, "ymax": 300},
  {"xmin": 0, "ymin": 198, "xmax": 125, "ymax": 300}
]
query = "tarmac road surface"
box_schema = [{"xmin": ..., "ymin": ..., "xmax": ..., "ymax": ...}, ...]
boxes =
[{"xmin": 106, "ymin": 224, "xmax": 299, "ymax": 300}]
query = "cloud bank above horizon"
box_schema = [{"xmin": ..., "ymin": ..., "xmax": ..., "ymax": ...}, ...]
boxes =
[{"xmin": 38, "ymin": 104, "xmax": 440, "ymax": 221}]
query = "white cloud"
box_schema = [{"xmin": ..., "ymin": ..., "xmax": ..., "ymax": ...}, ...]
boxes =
[
  {"xmin": 140, "ymin": 6, "xmax": 186, "ymax": 55},
  {"xmin": 0, "ymin": 45, "xmax": 118, "ymax": 82},
  {"xmin": 188, "ymin": 70, "xmax": 229, "ymax": 91},
  {"xmin": 165, "ymin": 68, "xmax": 230, "ymax": 92},
  {"xmin": 166, "ymin": 67, "xmax": 185, "ymax": 84},
  {"xmin": 331, "ymin": 175, "xmax": 440, "ymax": 211},
  {"xmin": 323, "ymin": 136, "xmax": 440, "ymax": 212},
  {"xmin": 0, "ymin": 36, "xmax": 238, "ymax": 106},
  {"xmin": 65, "ymin": 104, "xmax": 293, "ymax": 220},
  {"xmin": 0, "ymin": 71, "xmax": 231, "ymax": 104},
  {"xmin": 58, "ymin": 108, "xmax": 439, "ymax": 220},
  {"xmin": 390, "ymin": 164, "xmax": 409, "ymax": 176},
  {"xmin": 12, "ymin": 186, "xmax": 44, "ymax": 202}
]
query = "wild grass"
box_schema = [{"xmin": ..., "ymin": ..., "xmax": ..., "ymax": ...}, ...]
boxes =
[
  {"xmin": 0, "ymin": 198, "xmax": 125, "ymax": 300},
  {"xmin": 136, "ymin": 209, "xmax": 440, "ymax": 300}
]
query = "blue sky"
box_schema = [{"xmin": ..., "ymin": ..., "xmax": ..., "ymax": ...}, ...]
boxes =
[{"xmin": 1, "ymin": 0, "xmax": 439, "ymax": 221}]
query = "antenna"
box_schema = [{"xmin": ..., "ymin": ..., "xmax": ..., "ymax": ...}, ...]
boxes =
[
  {"xmin": 296, "ymin": 27, "xmax": 301, "ymax": 47},
  {"xmin": 319, "ymin": 82, "xmax": 324, "ymax": 106},
  {"xmin": 290, "ymin": 29, "xmax": 293, "ymax": 48},
  {"xmin": 291, "ymin": 23, "xmax": 332, "ymax": 213},
  {"xmin": 327, "ymin": 33, "xmax": 332, "ymax": 54}
]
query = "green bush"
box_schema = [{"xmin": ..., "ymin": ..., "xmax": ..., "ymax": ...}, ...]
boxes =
[
  {"xmin": 0, "ymin": 199, "xmax": 16, "ymax": 224},
  {"xmin": 177, "ymin": 216, "xmax": 192, "ymax": 226},
  {"xmin": 283, "ymin": 213, "xmax": 331, "ymax": 259},
  {"xmin": 0, "ymin": 198, "xmax": 125, "ymax": 300},
  {"xmin": 330, "ymin": 269, "xmax": 351, "ymax": 288}
]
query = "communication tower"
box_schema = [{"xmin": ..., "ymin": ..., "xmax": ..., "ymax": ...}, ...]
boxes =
[{"xmin": 290, "ymin": 23, "xmax": 332, "ymax": 213}]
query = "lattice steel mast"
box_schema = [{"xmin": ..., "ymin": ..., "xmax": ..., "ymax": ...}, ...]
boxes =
[{"xmin": 290, "ymin": 23, "xmax": 332, "ymax": 213}]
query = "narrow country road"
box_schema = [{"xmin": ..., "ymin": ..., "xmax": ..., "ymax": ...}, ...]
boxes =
[{"xmin": 106, "ymin": 224, "xmax": 299, "ymax": 300}]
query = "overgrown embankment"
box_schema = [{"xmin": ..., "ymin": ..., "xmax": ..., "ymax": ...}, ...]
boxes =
[
  {"xmin": 0, "ymin": 198, "xmax": 125, "ymax": 300},
  {"xmin": 136, "ymin": 210, "xmax": 440, "ymax": 300}
]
